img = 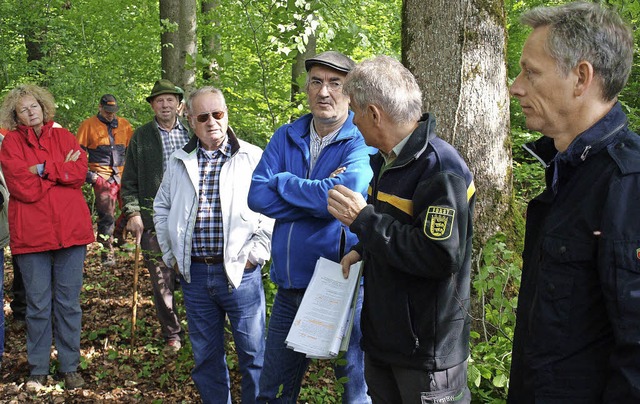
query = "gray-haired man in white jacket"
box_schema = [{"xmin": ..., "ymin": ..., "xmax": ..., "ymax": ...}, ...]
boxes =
[{"xmin": 153, "ymin": 86, "xmax": 273, "ymax": 404}]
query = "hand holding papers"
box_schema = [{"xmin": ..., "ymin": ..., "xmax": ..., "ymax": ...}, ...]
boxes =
[{"xmin": 285, "ymin": 257, "xmax": 362, "ymax": 359}]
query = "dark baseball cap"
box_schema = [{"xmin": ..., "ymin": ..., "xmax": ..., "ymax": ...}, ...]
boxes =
[
  {"xmin": 305, "ymin": 51, "xmax": 355, "ymax": 74},
  {"xmin": 100, "ymin": 94, "xmax": 119, "ymax": 113}
]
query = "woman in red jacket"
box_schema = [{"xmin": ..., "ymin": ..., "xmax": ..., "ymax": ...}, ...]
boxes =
[{"xmin": 0, "ymin": 85, "xmax": 94, "ymax": 392}]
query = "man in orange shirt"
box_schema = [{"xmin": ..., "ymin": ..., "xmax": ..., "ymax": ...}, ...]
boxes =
[{"xmin": 77, "ymin": 94, "xmax": 133, "ymax": 266}]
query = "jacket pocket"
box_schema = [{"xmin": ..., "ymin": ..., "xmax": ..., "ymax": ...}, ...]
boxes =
[
  {"xmin": 529, "ymin": 237, "xmax": 594, "ymax": 357},
  {"xmin": 613, "ymin": 240, "xmax": 640, "ymax": 321}
]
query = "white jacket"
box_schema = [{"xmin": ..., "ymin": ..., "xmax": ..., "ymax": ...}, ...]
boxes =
[{"xmin": 153, "ymin": 131, "xmax": 274, "ymax": 288}]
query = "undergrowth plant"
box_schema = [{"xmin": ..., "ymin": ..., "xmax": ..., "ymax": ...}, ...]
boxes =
[{"xmin": 468, "ymin": 233, "xmax": 521, "ymax": 403}]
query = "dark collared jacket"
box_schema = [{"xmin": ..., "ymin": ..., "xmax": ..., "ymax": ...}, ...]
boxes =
[
  {"xmin": 508, "ymin": 103, "xmax": 640, "ymax": 402},
  {"xmin": 121, "ymin": 119, "xmax": 189, "ymax": 230},
  {"xmin": 351, "ymin": 113, "xmax": 475, "ymax": 370}
]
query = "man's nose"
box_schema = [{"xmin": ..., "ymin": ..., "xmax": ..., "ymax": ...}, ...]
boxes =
[
  {"xmin": 510, "ymin": 74, "xmax": 523, "ymax": 97},
  {"xmin": 317, "ymin": 84, "xmax": 331, "ymax": 96}
]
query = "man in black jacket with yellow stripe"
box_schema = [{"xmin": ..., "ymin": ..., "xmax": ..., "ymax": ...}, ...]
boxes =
[{"xmin": 328, "ymin": 55, "xmax": 475, "ymax": 403}]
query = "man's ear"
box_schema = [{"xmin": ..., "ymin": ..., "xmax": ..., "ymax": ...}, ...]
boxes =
[
  {"xmin": 574, "ymin": 60, "xmax": 595, "ymax": 97},
  {"xmin": 368, "ymin": 104, "xmax": 382, "ymax": 126}
]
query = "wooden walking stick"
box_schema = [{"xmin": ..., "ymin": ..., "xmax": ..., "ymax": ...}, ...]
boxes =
[{"xmin": 130, "ymin": 243, "xmax": 141, "ymax": 357}]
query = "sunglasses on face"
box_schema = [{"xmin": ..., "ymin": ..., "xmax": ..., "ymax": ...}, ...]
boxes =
[{"xmin": 196, "ymin": 110, "xmax": 226, "ymax": 122}]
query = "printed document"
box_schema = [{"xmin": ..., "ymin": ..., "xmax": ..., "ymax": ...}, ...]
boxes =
[{"xmin": 285, "ymin": 257, "xmax": 362, "ymax": 359}]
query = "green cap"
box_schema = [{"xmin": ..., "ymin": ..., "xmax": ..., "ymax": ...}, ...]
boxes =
[{"xmin": 146, "ymin": 79, "xmax": 184, "ymax": 103}]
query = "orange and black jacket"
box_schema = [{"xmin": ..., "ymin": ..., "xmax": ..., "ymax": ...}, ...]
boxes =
[{"xmin": 76, "ymin": 114, "xmax": 133, "ymax": 181}]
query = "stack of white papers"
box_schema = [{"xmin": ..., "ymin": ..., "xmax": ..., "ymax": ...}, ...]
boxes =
[{"xmin": 285, "ymin": 257, "xmax": 362, "ymax": 359}]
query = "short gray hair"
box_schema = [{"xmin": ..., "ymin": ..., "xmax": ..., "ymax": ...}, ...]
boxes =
[
  {"xmin": 521, "ymin": 1, "xmax": 633, "ymax": 101},
  {"xmin": 185, "ymin": 86, "xmax": 226, "ymax": 114},
  {"xmin": 343, "ymin": 56, "xmax": 422, "ymax": 125}
]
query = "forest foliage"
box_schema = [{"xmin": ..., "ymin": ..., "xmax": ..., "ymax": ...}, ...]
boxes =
[{"xmin": 2, "ymin": 0, "xmax": 640, "ymax": 402}]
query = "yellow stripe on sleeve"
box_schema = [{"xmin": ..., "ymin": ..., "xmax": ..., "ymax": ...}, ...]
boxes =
[
  {"xmin": 377, "ymin": 191, "xmax": 413, "ymax": 216},
  {"xmin": 467, "ymin": 180, "xmax": 476, "ymax": 202}
]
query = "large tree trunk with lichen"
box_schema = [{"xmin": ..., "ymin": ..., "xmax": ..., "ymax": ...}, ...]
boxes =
[{"xmin": 402, "ymin": 0, "xmax": 513, "ymax": 252}]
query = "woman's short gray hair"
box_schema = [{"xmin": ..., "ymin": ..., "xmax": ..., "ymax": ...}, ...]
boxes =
[
  {"xmin": 521, "ymin": 2, "xmax": 633, "ymax": 101},
  {"xmin": 343, "ymin": 56, "xmax": 422, "ymax": 125}
]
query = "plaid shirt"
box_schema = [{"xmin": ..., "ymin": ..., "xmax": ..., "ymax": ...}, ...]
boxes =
[
  {"xmin": 191, "ymin": 139, "xmax": 231, "ymax": 257},
  {"xmin": 309, "ymin": 120, "xmax": 340, "ymax": 173},
  {"xmin": 157, "ymin": 118, "xmax": 190, "ymax": 171}
]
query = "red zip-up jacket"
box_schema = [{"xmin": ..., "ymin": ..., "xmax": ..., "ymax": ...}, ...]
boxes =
[{"xmin": 0, "ymin": 121, "xmax": 94, "ymax": 254}]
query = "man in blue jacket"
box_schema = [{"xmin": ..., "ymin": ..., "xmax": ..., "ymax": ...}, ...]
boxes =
[{"xmin": 250, "ymin": 51, "xmax": 373, "ymax": 403}]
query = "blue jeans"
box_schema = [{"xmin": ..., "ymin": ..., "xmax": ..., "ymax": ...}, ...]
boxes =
[
  {"xmin": 181, "ymin": 262, "xmax": 266, "ymax": 404},
  {"xmin": 0, "ymin": 252, "xmax": 4, "ymax": 359},
  {"xmin": 15, "ymin": 245, "xmax": 86, "ymax": 375},
  {"xmin": 258, "ymin": 286, "xmax": 370, "ymax": 403}
]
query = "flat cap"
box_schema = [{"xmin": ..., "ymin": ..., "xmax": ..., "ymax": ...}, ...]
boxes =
[{"xmin": 305, "ymin": 51, "xmax": 355, "ymax": 74}]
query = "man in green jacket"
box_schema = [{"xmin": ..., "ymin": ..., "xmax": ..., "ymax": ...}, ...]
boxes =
[{"xmin": 121, "ymin": 79, "xmax": 190, "ymax": 354}]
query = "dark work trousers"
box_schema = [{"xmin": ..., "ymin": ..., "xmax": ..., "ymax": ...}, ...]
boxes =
[
  {"xmin": 364, "ymin": 356, "xmax": 471, "ymax": 404},
  {"xmin": 93, "ymin": 177, "xmax": 122, "ymax": 249},
  {"xmin": 141, "ymin": 230, "xmax": 182, "ymax": 343}
]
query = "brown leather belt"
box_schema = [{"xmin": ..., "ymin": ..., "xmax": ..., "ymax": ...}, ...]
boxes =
[{"xmin": 191, "ymin": 255, "xmax": 223, "ymax": 265}]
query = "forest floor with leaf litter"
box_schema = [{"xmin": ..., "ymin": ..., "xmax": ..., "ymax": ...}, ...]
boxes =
[{"xmin": 0, "ymin": 241, "xmax": 337, "ymax": 403}]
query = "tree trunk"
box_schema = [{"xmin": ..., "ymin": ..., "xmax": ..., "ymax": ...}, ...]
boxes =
[
  {"xmin": 160, "ymin": 0, "xmax": 180, "ymax": 83},
  {"xmin": 21, "ymin": 0, "xmax": 50, "ymax": 81},
  {"xmin": 291, "ymin": 33, "xmax": 316, "ymax": 103},
  {"xmin": 179, "ymin": 0, "xmax": 197, "ymax": 96},
  {"xmin": 159, "ymin": 0, "xmax": 196, "ymax": 95},
  {"xmin": 402, "ymin": 0, "xmax": 512, "ymax": 249}
]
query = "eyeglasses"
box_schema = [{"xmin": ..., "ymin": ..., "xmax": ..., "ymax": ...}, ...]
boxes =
[
  {"xmin": 308, "ymin": 79, "xmax": 343, "ymax": 92},
  {"xmin": 196, "ymin": 110, "xmax": 225, "ymax": 122}
]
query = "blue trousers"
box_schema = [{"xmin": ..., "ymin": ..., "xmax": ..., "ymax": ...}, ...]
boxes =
[
  {"xmin": 0, "ymin": 252, "xmax": 4, "ymax": 359},
  {"xmin": 258, "ymin": 286, "xmax": 371, "ymax": 403},
  {"xmin": 15, "ymin": 245, "xmax": 86, "ymax": 375},
  {"xmin": 181, "ymin": 262, "xmax": 266, "ymax": 404}
]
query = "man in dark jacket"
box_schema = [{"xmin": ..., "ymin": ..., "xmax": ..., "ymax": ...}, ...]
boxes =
[
  {"xmin": 507, "ymin": 2, "xmax": 640, "ymax": 402},
  {"xmin": 121, "ymin": 79, "xmax": 189, "ymax": 354},
  {"xmin": 329, "ymin": 55, "xmax": 475, "ymax": 403}
]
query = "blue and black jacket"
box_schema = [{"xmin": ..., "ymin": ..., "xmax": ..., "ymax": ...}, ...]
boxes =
[{"xmin": 351, "ymin": 113, "xmax": 476, "ymax": 371}]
